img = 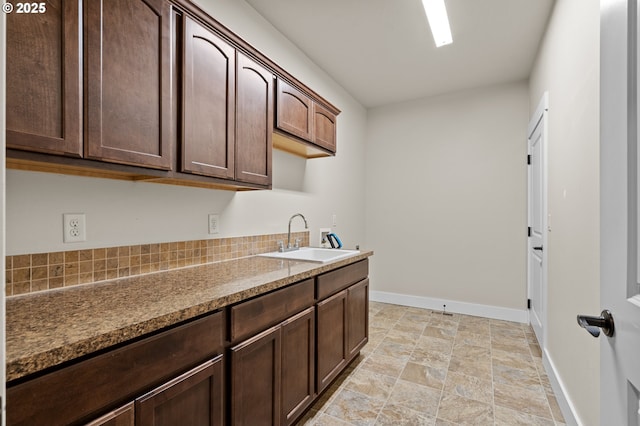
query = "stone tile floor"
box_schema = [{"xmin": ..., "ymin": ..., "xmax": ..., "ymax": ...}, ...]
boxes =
[{"xmin": 298, "ymin": 301, "xmax": 566, "ymax": 425}]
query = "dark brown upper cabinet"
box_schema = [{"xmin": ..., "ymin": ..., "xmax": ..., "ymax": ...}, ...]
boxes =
[
  {"xmin": 182, "ymin": 15, "xmax": 235, "ymax": 179},
  {"xmin": 275, "ymin": 79, "xmax": 339, "ymax": 158},
  {"xmin": 5, "ymin": 0, "xmax": 338, "ymax": 189},
  {"xmin": 235, "ymin": 53, "xmax": 273, "ymax": 187},
  {"xmin": 84, "ymin": 0, "xmax": 173, "ymax": 170},
  {"xmin": 6, "ymin": 0, "xmax": 82, "ymax": 157},
  {"xmin": 312, "ymin": 103, "xmax": 337, "ymax": 153},
  {"xmin": 276, "ymin": 80, "xmax": 313, "ymax": 142}
]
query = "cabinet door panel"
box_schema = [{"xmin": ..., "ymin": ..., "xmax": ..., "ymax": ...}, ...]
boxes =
[
  {"xmin": 236, "ymin": 53, "xmax": 273, "ymax": 186},
  {"xmin": 276, "ymin": 80, "xmax": 312, "ymax": 141},
  {"xmin": 347, "ymin": 279, "xmax": 369, "ymax": 359},
  {"xmin": 316, "ymin": 290, "xmax": 348, "ymax": 392},
  {"xmin": 84, "ymin": 0, "xmax": 172, "ymax": 169},
  {"xmin": 281, "ymin": 307, "xmax": 315, "ymax": 425},
  {"xmin": 136, "ymin": 356, "xmax": 223, "ymax": 426},
  {"xmin": 182, "ymin": 17, "xmax": 235, "ymax": 179},
  {"xmin": 312, "ymin": 103, "xmax": 337, "ymax": 153},
  {"xmin": 6, "ymin": 0, "xmax": 82, "ymax": 156},
  {"xmin": 231, "ymin": 326, "xmax": 281, "ymax": 426}
]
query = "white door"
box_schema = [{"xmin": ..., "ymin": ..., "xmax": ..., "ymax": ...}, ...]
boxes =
[
  {"xmin": 599, "ymin": 0, "xmax": 640, "ymax": 424},
  {"xmin": 528, "ymin": 94, "xmax": 548, "ymax": 347}
]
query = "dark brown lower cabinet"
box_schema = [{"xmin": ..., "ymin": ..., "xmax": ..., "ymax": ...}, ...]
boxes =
[
  {"xmin": 347, "ymin": 279, "xmax": 369, "ymax": 358},
  {"xmin": 231, "ymin": 324, "xmax": 282, "ymax": 426},
  {"xmin": 231, "ymin": 306, "xmax": 316, "ymax": 426},
  {"xmin": 136, "ymin": 356, "xmax": 224, "ymax": 426},
  {"xmin": 316, "ymin": 290, "xmax": 348, "ymax": 392},
  {"xmin": 281, "ymin": 308, "xmax": 316, "ymax": 425},
  {"xmin": 86, "ymin": 356, "xmax": 223, "ymax": 426},
  {"xmin": 317, "ymin": 278, "xmax": 369, "ymax": 393}
]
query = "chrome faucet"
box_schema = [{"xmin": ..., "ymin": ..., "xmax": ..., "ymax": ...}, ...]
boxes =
[{"xmin": 282, "ymin": 213, "xmax": 308, "ymax": 252}]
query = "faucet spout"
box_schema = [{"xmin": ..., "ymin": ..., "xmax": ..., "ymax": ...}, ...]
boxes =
[{"xmin": 286, "ymin": 213, "xmax": 308, "ymax": 251}]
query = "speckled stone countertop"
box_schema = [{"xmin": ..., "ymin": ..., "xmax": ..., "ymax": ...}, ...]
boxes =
[{"xmin": 6, "ymin": 251, "xmax": 372, "ymax": 382}]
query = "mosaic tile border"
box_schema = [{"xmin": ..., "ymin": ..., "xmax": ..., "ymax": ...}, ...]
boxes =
[{"xmin": 5, "ymin": 231, "xmax": 309, "ymax": 297}]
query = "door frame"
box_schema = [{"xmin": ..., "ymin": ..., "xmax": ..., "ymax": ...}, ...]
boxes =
[
  {"xmin": 1, "ymin": 7, "xmax": 7, "ymax": 423},
  {"xmin": 600, "ymin": 0, "xmax": 640, "ymax": 423},
  {"xmin": 527, "ymin": 92, "xmax": 549, "ymax": 349}
]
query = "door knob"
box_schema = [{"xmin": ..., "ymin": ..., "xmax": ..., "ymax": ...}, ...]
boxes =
[
  {"xmin": 577, "ymin": 310, "xmax": 615, "ymax": 337},
  {"xmin": 533, "ymin": 246, "xmax": 543, "ymax": 251}
]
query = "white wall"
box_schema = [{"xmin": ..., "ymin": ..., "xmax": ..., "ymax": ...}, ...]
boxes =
[
  {"xmin": 5, "ymin": 0, "xmax": 368, "ymax": 255},
  {"xmin": 528, "ymin": 0, "xmax": 600, "ymax": 423},
  {"xmin": 365, "ymin": 82, "xmax": 529, "ymax": 318}
]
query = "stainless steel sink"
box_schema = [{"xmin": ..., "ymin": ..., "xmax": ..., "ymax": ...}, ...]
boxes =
[{"xmin": 258, "ymin": 247, "xmax": 359, "ymax": 263}]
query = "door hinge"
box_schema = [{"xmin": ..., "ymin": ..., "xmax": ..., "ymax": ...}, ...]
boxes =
[
  {"xmin": 527, "ymin": 154, "xmax": 531, "ymax": 165},
  {"xmin": 527, "ymin": 299, "xmax": 531, "ymax": 309},
  {"xmin": 527, "ymin": 227, "xmax": 531, "ymax": 237}
]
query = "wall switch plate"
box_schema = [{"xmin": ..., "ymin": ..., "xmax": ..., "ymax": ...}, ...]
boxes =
[
  {"xmin": 63, "ymin": 213, "xmax": 86, "ymax": 243},
  {"xmin": 332, "ymin": 214, "xmax": 337, "ymax": 227},
  {"xmin": 208, "ymin": 214, "xmax": 220, "ymax": 234}
]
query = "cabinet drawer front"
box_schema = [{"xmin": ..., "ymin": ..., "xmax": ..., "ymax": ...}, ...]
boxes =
[
  {"xmin": 7, "ymin": 311, "xmax": 224, "ymax": 426},
  {"xmin": 230, "ymin": 279, "xmax": 314, "ymax": 342},
  {"xmin": 317, "ymin": 259, "xmax": 369, "ymax": 300}
]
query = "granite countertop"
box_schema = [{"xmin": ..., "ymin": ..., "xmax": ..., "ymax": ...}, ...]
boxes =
[{"xmin": 6, "ymin": 251, "xmax": 373, "ymax": 382}]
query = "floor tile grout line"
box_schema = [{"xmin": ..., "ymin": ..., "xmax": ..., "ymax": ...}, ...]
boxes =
[{"xmin": 433, "ymin": 311, "xmax": 455, "ymax": 425}]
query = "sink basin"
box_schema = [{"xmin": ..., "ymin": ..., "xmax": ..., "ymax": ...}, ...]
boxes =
[{"xmin": 258, "ymin": 247, "xmax": 360, "ymax": 263}]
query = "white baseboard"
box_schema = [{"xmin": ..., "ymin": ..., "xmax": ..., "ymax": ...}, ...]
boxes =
[
  {"xmin": 370, "ymin": 290, "xmax": 529, "ymax": 323},
  {"xmin": 542, "ymin": 349, "xmax": 580, "ymax": 426}
]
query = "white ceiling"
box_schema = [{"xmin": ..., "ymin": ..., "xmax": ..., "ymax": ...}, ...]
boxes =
[{"xmin": 245, "ymin": 0, "xmax": 556, "ymax": 108}]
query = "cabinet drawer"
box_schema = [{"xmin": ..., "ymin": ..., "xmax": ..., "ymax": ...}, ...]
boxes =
[
  {"xmin": 7, "ymin": 311, "xmax": 224, "ymax": 426},
  {"xmin": 230, "ymin": 279, "xmax": 314, "ymax": 342},
  {"xmin": 317, "ymin": 259, "xmax": 369, "ymax": 300}
]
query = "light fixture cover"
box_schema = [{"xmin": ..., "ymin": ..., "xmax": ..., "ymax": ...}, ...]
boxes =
[{"xmin": 422, "ymin": 0, "xmax": 453, "ymax": 47}]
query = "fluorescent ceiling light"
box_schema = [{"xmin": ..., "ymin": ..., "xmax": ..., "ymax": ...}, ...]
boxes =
[{"xmin": 422, "ymin": 0, "xmax": 453, "ymax": 47}]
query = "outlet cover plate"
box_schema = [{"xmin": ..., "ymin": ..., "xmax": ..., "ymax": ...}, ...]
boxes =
[
  {"xmin": 63, "ymin": 213, "xmax": 86, "ymax": 243},
  {"xmin": 208, "ymin": 214, "xmax": 220, "ymax": 234}
]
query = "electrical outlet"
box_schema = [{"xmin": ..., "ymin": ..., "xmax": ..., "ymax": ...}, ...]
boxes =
[
  {"xmin": 332, "ymin": 214, "xmax": 337, "ymax": 227},
  {"xmin": 63, "ymin": 213, "xmax": 86, "ymax": 243},
  {"xmin": 208, "ymin": 214, "xmax": 220, "ymax": 234}
]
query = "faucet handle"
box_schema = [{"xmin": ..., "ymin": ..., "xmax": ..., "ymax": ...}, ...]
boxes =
[
  {"xmin": 277, "ymin": 240, "xmax": 284, "ymax": 252},
  {"xmin": 294, "ymin": 238, "xmax": 301, "ymax": 248}
]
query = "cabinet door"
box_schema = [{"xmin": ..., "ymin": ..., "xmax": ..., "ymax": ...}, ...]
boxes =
[
  {"xmin": 312, "ymin": 103, "xmax": 337, "ymax": 153},
  {"xmin": 136, "ymin": 356, "xmax": 223, "ymax": 426},
  {"xmin": 6, "ymin": 0, "xmax": 82, "ymax": 156},
  {"xmin": 316, "ymin": 290, "xmax": 348, "ymax": 392},
  {"xmin": 281, "ymin": 307, "xmax": 315, "ymax": 426},
  {"xmin": 182, "ymin": 16, "xmax": 235, "ymax": 179},
  {"xmin": 235, "ymin": 53, "xmax": 273, "ymax": 186},
  {"xmin": 85, "ymin": 403, "xmax": 134, "ymax": 426},
  {"xmin": 276, "ymin": 80, "xmax": 313, "ymax": 141},
  {"xmin": 231, "ymin": 325, "xmax": 281, "ymax": 426},
  {"xmin": 84, "ymin": 0, "xmax": 172, "ymax": 170},
  {"xmin": 347, "ymin": 279, "xmax": 369, "ymax": 359}
]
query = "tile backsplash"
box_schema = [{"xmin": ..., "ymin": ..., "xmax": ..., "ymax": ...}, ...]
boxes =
[{"xmin": 5, "ymin": 231, "xmax": 309, "ymax": 297}]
